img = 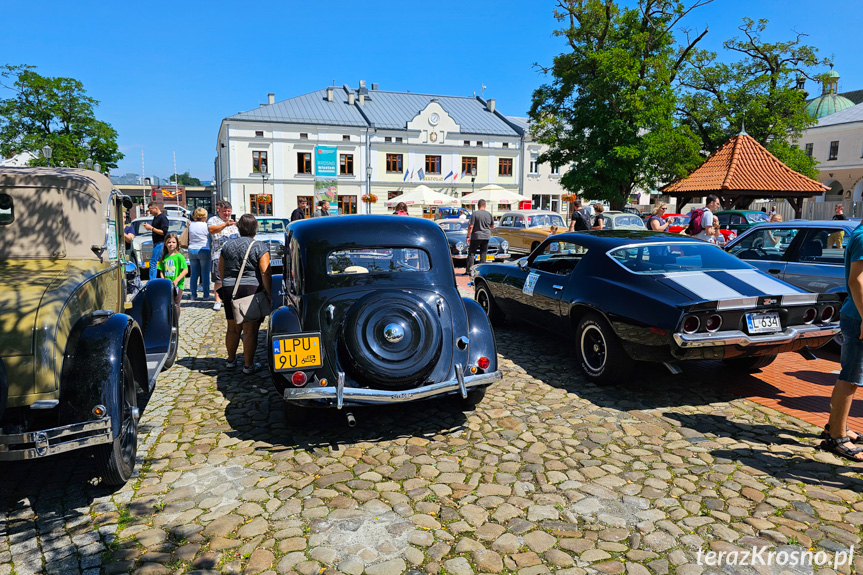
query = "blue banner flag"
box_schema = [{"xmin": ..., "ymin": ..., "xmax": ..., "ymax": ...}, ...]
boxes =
[
  {"xmin": 314, "ymin": 146, "xmax": 338, "ymax": 177},
  {"xmin": 403, "ymin": 170, "xmax": 409, "ymax": 181},
  {"xmin": 445, "ymin": 171, "xmax": 454, "ymax": 180},
  {"xmin": 418, "ymin": 168, "xmax": 425, "ymax": 180}
]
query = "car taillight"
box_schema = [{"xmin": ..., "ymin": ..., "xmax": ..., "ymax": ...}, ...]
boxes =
[
  {"xmin": 803, "ymin": 308, "xmax": 817, "ymax": 324},
  {"xmin": 821, "ymin": 306, "xmax": 835, "ymax": 322},
  {"xmin": 291, "ymin": 372, "xmax": 307, "ymax": 386},
  {"xmin": 477, "ymin": 356, "xmax": 490, "ymax": 370},
  {"xmin": 705, "ymin": 315, "xmax": 722, "ymax": 332},
  {"xmin": 682, "ymin": 315, "xmax": 700, "ymax": 333}
]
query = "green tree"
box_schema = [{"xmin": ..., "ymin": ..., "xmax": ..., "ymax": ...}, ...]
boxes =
[
  {"xmin": 529, "ymin": 0, "xmax": 708, "ymax": 209},
  {"xmin": 676, "ymin": 18, "xmax": 829, "ymax": 177},
  {"xmin": 166, "ymin": 171, "xmax": 202, "ymax": 186},
  {"xmin": 0, "ymin": 64, "xmax": 124, "ymax": 169}
]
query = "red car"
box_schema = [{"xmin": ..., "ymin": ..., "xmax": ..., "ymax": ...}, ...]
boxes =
[{"xmin": 654, "ymin": 213, "xmax": 736, "ymax": 243}]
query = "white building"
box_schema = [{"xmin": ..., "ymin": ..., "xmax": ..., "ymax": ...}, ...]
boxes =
[{"xmin": 216, "ymin": 83, "xmax": 523, "ymax": 218}]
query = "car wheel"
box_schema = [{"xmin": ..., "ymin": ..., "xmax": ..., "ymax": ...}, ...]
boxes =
[
  {"xmin": 96, "ymin": 355, "xmax": 139, "ymax": 486},
  {"xmin": 283, "ymin": 401, "xmax": 309, "ymax": 425},
  {"xmin": 462, "ymin": 386, "xmax": 486, "ymax": 410},
  {"xmin": 340, "ymin": 292, "xmax": 442, "ymax": 387},
  {"xmin": 723, "ymin": 354, "xmax": 776, "ymax": 372},
  {"xmin": 162, "ymin": 304, "xmax": 179, "ymax": 369},
  {"xmin": 576, "ymin": 312, "xmax": 634, "ymax": 384},
  {"xmin": 475, "ymin": 282, "xmax": 505, "ymax": 326}
]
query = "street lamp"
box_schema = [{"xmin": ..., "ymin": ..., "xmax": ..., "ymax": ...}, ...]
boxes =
[
  {"xmin": 86, "ymin": 158, "xmax": 94, "ymax": 170},
  {"xmin": 260, "ymin": 168, "xmax": 269, "ymax": 211},
  {"xmin": 77, "ymin": 161, "xmax": 85, "ymax": 169},
  {"xmin": 41, "ymin": 145, "xmax": 53, "ymax": 167},
  {"xmin": 366, "ymin": 165, "xmax": 373, "ymax": 214},
  {"xmin": 470, "ymin": 167, "xmax": 477, "ymax": 196},
  {"xmin": 94, "ymin": 162, "xmax": 101, "ymax": 173}
]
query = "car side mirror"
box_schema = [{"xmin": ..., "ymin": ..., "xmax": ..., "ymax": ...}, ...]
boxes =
[{"xmin": 122, "ymin": 196, "xmax": 133, "ymax": 209}]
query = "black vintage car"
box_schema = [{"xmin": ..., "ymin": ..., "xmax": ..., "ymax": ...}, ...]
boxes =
[
  {"xmin": 267, "ymin": 216, "xmax": 501, "ymax": 423},
  {"xmin": 438, "ymin": 219, "xmax": 510, "ymax": 267},
  {"xmin": 472, "ymin": 231, "xmax": 840, "ymax": 384}
]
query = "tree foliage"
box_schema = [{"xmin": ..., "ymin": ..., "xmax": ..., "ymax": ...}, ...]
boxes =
[
  {"xmin": 166, "ymin": 171, "xmax": 202, "ymax": 186},
  {"xmin": 676, "ymin": 18, "xmax": 829, "ymax": 178},
  {"xmin": 0, "ymin": 65, "xmax": 124, "ymax": 169},
  {"xmin": 530, "ymin": 0, "xmax": 709, "ymax": 209}
]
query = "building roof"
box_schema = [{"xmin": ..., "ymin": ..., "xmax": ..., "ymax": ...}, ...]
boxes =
[
  {"xmin": 506, "ymin": 116, "xmax": 531, "ymax": 132},
  {"xmin": 661, "ymin": 132, "xmax": 828, "ymax": 194},
  {"xmin": 805, "ymin": 93, "xmax": 855, "ymax": 119},
  {"xmin": 226, "ymin": 86, "xmax": 520, "ymax": 136},
  {"xmin": 839, "ymin": 89, "xmax": 863, "ymax": 105},
  {"xmin": 812, "ymin": 101, "xmax": 863, "ymax": 128}
]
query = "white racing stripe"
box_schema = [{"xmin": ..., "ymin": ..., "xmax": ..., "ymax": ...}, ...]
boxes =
[
  {"xmin": 726, "ymin": 269, "xmax": 802, "ymax": 296},
  {"xmin": 662, "ymin": 272, "xmax": 743, "ymax": 300}
]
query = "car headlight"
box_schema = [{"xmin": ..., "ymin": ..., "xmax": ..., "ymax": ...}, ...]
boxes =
[
  {"xmin": 501, "ymin": 241, "xmax": 509, "ymax": 252},
  {"xmin": 456, "ymin": 241, "xmax": 466, "ymax": 253}
]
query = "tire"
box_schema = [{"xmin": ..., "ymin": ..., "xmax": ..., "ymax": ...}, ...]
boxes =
[
  {"xmin": 462, "ymin": 386, "xmax": 486, "ymax": 410},
  {"xmin": 723, "ymin": 354, "xmax": 777, "ymax": 372},
  {"xmin": 475, "ymin": 282, "xmax": 505, "ymax": 326},
  {"xmin": 283, "ymin": 401, "xmax": 309, "ymax": 425},
  {"xmin": 96, "ymin": 355, "xmax": 139, "ymax": 486},
  {"xmin": 162, "ymin": 301, "xmax": 179, "ymax": 369},
  {"xmin": 576, "ymin": 312, "xmax": 634, "ymax": 384}
]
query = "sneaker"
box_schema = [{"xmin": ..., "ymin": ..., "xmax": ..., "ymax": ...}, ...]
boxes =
[
  {"xmin": 242, "ymin": 362, "xmax": 262, "ymax": 375},
  {"xmin": 225, "ymin": 359, "xmax": 238, "ymax": 369},
  {"xmin": 213, "ymin": 301, "xmax": 222, "ymax": 311}
]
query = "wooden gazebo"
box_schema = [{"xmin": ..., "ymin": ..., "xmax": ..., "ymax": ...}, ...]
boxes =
[{"xmin": 660, "ymin": 132, "xmax": 829, "ymax": 219}]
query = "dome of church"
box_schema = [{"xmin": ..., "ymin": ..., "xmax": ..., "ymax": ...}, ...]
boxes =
[{"xmin": 806, "ymin": 68, "xmax": 855, "ymax": 119}]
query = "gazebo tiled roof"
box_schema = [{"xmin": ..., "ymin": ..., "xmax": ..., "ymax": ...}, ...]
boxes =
[
  {"xmin": 661, "ymin": 132, "xmax": 828, "ymax": 194},
  {"xmin": 660, "ymin": 132, "xmax": 827, "ymax": 218}
]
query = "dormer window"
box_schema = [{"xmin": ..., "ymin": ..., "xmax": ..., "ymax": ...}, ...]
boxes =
[{"xmin": 255, "ymin": 131, "xmax": 264, "ymax": 138}]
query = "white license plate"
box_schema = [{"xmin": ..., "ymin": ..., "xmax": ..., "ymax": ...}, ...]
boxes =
[
  {"xmin": 271, "ymin": 258, "xmax": 282, "ymax": 267},
  {"xmin": 746, "ymin": 311, "xmax": 781, "ymax": 334}
]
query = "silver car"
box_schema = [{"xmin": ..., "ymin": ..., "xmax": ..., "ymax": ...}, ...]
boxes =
[
  {"xmin": 129, "ymin": 216, "xmax": 189, "ymax": 279},
  {"xmin": 255, "ymin": 216, "xmax": 288, "ymax": 274},
  {"xmin": 600, "ymin": 211, "xmax": 647, "ymax": 230}
]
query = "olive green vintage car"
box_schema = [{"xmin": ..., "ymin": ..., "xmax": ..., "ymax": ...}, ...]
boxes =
[{"xmin": 0, "ymin": 167, "xmax": 178, "ymax": 485}]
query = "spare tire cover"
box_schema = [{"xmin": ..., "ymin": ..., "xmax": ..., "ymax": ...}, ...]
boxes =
[{"xmin": 340, "ymin": 292, "xmax": 442, "ymax": 387}]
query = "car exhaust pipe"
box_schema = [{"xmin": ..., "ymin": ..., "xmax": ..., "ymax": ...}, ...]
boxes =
[
  {"xmin": 798, "ymin": 347, "xmax": 817, "ymax": 361},
  {"xmin": 663, "ymin": 362, "xmax": 683, "ymax": 375},
  {"xmin": 345, "ymin": 412, "xmax": 357, "ymax": 427}
]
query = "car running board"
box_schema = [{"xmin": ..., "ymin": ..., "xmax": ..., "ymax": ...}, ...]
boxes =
[{"xmin": 663, "ymin": 362, "xmax": 683, "ymax": 376}]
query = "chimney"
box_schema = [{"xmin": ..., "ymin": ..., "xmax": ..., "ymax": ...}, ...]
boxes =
[
  {"xmin": 359, "ymin": 80, "xmax": 366, "ymax": 90},
  {"xmin": 359, "ymin": 93, "xmax": 365, "ymax": 106},
  {"xmin": 326, "ymin": 87, "xmax": 334, "ymax": 102},
  {"xmin": 348, "ymin": 92, "xmax": 355, "ymax": 105},
  {"xmin": 372, "ymin": 83, "xmax": 379, "ymax": 90},
  {"xmin": 488, "ymin": 99, "xmax": 496, "ymax": 113},
  {"xmin": 268, "ymin": 93, "xmax": 275, "ymax": 105}
]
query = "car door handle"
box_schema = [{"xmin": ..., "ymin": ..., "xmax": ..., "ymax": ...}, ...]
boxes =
[
  {"xmin": 553, "ymin": 284, "xmax": 563, "ymax": 290},
  {"xmin": 767, "ymin": 268, "xmax": 781, "ymax": 275}
]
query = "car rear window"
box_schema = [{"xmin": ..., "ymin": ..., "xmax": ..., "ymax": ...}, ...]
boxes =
[
  {"xmin": 527, "ymin": 214, "xmax": 565, "ymax": 228},
  {"xmin": 439, "ymin": 222, "xmax": 467, "ymax": 232},
  {"xmin": 257, "ymin": 219, "xmax": 286, "ymax": 234},
  {"xmin": 746, "ymin": 212, "xmax": 769, "ymax": 224},
  {"xmin": 608, "ymin": 243, "xmax": 751, "ymax": 274},
  {"xmin": 327, "ymin": 248, "xmax": 431, "ymax": 274}
]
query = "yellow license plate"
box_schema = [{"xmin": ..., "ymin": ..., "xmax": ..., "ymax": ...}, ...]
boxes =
[
  {"xmin": 474, "ymin": 254, "xmax": 495, "ymax": 262},
  {"xmin": 273, "ymin": 333, "xmax": 323, "ymax": 371},
  {"xmin": 144, "ymin": 261, "xmax": 149, "ymax": 267}
]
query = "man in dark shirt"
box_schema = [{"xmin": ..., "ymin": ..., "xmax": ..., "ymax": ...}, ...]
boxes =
[
  {"xmin": 290, "ymin": 199, "xmax": 307, "ymax": 222},
  {"xmin": 834, "ymin": 203, "xmax": 848, "ymax": 220},
  {"xmin": 465, "ymin": 199, "xmax": 494, "ymax": 275},
  {"xmin": 144, "ymin": 203, "xmax": 169, "ymax": 278}
]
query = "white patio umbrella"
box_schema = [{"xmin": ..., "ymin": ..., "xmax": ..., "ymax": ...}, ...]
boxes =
[
  {"xmin": 460, "ymin": 185, "xmax": 530, "ymax": 209},
  {"xmin": 385, "ymin": 184, "xmax": 459, "ymax": 207}
]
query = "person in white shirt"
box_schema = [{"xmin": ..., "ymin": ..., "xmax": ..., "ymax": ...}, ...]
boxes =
[
  {"xmin": 696, "ymin": 195, "xmax": 721, "ymax": 242},
  {"xmin": 187, "ymin": 208, "xmax": 211, "ymax": 300}
]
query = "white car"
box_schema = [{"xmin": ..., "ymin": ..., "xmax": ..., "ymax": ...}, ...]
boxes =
[
  {"xmin": 129, "ymin": 216, "xmax": 189, "ymax": 279},
  {"xmin": 255, "ymin": 216, "xmax": 288, "ymax": 273}
]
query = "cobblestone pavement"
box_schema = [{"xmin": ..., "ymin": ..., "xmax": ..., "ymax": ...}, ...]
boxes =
[{"xmin": 3, "ymin": 299, "xmax": 863, "ymax": 575}]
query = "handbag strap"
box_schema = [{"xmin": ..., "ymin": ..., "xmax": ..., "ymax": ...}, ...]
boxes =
[{"xmin": 232, "ymin": 240, "xmax": 256, "ymax": 298}]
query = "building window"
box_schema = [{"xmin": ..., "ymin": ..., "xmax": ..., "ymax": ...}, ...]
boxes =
[
  {"xmin": 499, "ymin": 158, "xmax": 513, "ymax": 176},
  {"xmin": 476, "ymin": 141, "xmax": 483, "ymax": 147},
  {"xmin": 255, "ymin": 131, "xmax": 264, "ymax": 137},
  {"xmin": 252, "ymin": 151, "xmax": 268, "ymax": 173},
  {"xmin": 461, "ymin": 156, "xmax": 477, "ymax": 176},
  {"xmin": 386, "ymin": 154, "xmax": 403, "ymax": 173},
  {"xmin": 338, "ymin": 195, "xmax": 357, "ymax": 215},
  {"xmin": 425, "ymin": 155, "xmax": 441, "ymax": 174},
  {"xmin": 342, "ymin": 135, "xmax": 350, "ymax": 141},
  {"xmin": 297, "ymin": 152, "xmax": 311, "ymax": 174},
  {"xmin": 250, "ymin": 194, "xmax": 273, "ymax": 215},
  {"xmin": 529, "ymin": 158, "xmax": 538, "ymax": 174},
  {"xmin": 385, "ymin": 137, "xmax": 392, "ymax": 143},
  {"xmin": 464, "ymin": 140, "xmax": 470, "ymax": 146},
  {"xmin": 551, "ymin": 164, "xmax": 560, "ymax": 175},
  {"xmin": 340, "ymin": 154, "xmax": 354, "ymax": 175},
  {"xmin": 299, "ymin": 133, "xmax": 308, "ymax": 139},
  {"xmin": 805, "ymin": 143, "xmax": 813, "ymax": 157},
  {"xmin": 502, "ymin": 143, "xmax": 509, "ymax": 149},
  {"xmin": 829, "ymin": 141, "xmax": 839, "ymax": 160},
  {"xmin": 388, "ymin": 191, "xmax": 403, "ymax": 200},
  {"xmin": 395, "ymin": 137, "xmax": 403, "ymax": 143}
]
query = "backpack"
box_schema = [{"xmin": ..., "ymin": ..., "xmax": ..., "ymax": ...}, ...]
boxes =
[
  {"xmin": 572, "ymin": 208, "xmax": 591, "ymax": 231},
  {"xmin": 686, "ymin": 208, "xmax": 706, "ymax": 236}
]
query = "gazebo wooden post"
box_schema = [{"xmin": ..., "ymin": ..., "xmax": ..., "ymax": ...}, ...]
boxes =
[{"xmin": 789, "ymin": 197, "xmax": 803, "ymax": 220}]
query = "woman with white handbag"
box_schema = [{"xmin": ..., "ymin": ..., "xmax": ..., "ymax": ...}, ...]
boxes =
[{"xmin": 218, "ymin": 214, "xmax": 272, "ymax": 375}]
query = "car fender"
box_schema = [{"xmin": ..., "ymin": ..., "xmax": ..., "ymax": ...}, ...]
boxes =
[
  {"xmin": 58, "ymin": 313, "xmax": 146, "ymax": 439},
  {"xmin": 126, "ymin": 278, "xmax": 176, "ymax": 355},
  {"xmin": 462, "ymin": 297, "xmax": 498, "ymax": 371},
  {"xmin": 271, "ymin": 274, "xmax": 285, "ymax": 313}
]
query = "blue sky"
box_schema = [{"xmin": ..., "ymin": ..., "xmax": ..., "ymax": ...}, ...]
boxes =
[{"xmin": 1, "ymin": 0, "xmax": 860, "ymax": 180}]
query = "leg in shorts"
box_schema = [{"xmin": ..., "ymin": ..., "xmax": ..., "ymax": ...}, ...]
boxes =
[
  {"xmin": 218, "ymin": 283, "xmax": 260, "ymax": 322},
  {"xmin": 839, "ymin": 314, "xmax": 863, "ymax": 386}
]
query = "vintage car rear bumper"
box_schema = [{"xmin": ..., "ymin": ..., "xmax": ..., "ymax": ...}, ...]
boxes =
[
  {"xmin": 672, "ymin": 323, "xmax": 839, "ymax": 348},
  {"xmin": 0, "ymin": 417, "xmax": 113, "ymax": 460},
  {"xmin": 285, "ymin": 370, "xmax": 502, "ymax": 406}
]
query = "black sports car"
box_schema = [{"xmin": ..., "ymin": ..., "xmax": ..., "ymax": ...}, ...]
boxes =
[
  {"xmin": 267, "ymin": 216, "xmax": 501, "ymax": 423},
  {"xmin": 438, "ymin": 219, "xmax": 510, "ymax": 267},
  {"xmin": 472, "ymin": 231, "xmax": 840, "ymax": 384}
]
